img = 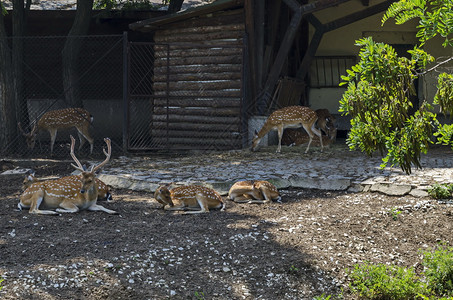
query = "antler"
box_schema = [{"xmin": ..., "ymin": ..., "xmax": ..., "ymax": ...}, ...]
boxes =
[
  {"xmin": 92, "ymin": 137, "xmax": 111, "ymax": 173},
  {"xmin": 70, "ymin": 135, "xmax": 85, "ymax": 171}
]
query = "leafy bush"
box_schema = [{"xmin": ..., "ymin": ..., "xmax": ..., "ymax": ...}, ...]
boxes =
[
  {"xmin": 427, "ymin": 183, "xmax": 453, "ymax": 199},
  {"xmin": 422, "ymin": 244, "xmax": 453, "ymax": 297},
  {"xmin": 348, "ymin": 262, "xmax": 427, "ymax": 299}
]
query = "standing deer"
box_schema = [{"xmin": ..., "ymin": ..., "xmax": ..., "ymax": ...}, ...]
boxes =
[
  {"xmin": 21, "ymin": 169, "xmax": 112, "ymax": 202},
  {"xmin": 18, "ymin": 108, "xmax": 94, "ymax": 155},
  {"xmin": 154, "ymin": 184, "xmax": 225, "ymax": 214},
  {"xmin": 228, "ymin": 180, "xmax": 280, "ymax": 204},
  {"xmin": 315, "ymin": 109, "xmax": 337, "ymax": 138},
  {"xmin": 282, "ymin": 108, "xmax": 337, "ymax": 147},
  {"xmin": 251, "ymin": 106, "xmax": 323, "ymax": 153},
  {"xmin": 18, "ymin": 135, "xmax": 116, "ymax": 215}
]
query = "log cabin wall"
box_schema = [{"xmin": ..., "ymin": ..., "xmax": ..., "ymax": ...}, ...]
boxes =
[{"xmin": 128, "ymin": 8, "xmax": 245, "ymax": 151}]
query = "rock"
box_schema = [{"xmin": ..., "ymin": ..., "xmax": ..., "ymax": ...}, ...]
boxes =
[{"xmin": 370, "ymin": 182, "xmax": 412, "ymax": 196}]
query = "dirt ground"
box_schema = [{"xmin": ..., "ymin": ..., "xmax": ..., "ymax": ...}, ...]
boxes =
[{"xmin": 0, "ymin": 158, "xmax": 452, "ymax": 300}]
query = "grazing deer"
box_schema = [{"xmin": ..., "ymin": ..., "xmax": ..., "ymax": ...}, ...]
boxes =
[
  {"xmin": 154, "ymin": 184, "xmax": 225, "ymax": 214},
  {"xmin": 18, "ymin": 135, "xmax": 116, "ymax": 215},
  {"xmin": 282, "ymin": 108, "xmax": 337, "ymax": 147},
  {"xmin": 251, "ymin": 106, "xmax": 323, "ymax": 154},
  {"xmin": 228, "ymin": 180, "xmax": 281, "ymax": 204},
  {"xmin": 21, "ymin": 169, "xmax": 112, "ymax": 201},
  {"xmin": 282, "ymin": 127, "xmax": 337, "ymax": 147},
  {"xmin": 18, "ymin": 108, "xmax": 94, "ymax": 155},
  {"xmin": 315, "ymin": 109, "xmax": 337, "ymax": 138}
]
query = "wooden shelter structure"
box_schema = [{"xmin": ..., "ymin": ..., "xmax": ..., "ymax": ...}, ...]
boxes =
[{"xmin": 128, "ymin": 0, "xmax": 397, "ymax": 149}]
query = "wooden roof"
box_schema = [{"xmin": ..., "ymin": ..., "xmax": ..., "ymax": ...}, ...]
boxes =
[{"xmin": 129, "ymin": 0, "xmax": 244, "ymax": 32}]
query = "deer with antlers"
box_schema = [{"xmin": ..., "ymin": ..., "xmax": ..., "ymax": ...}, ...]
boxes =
[
  {"xmin": 154, "ymin": 184, "xmax": 225, "ymax": 214},
  {"xmin": 21, "ymin": 169, "xmax": 112, "ymax": 202},
  {"xmin": 18, "ymin": 135, "xmax": 116, "ymax": 215},
  {"xmin": 251, "ymin": 106, "xmax": 323, "ymax": 154},
  {"xmin": 18, "ymin": 108, "xmax": 94, "ymax": 155},
  {"xmin": 228, "ymin": 180, "xmax": 280, "ymax": 204}
]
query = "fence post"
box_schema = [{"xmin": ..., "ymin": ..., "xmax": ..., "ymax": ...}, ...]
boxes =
[{"xmin": 122, "ymin": 31, "xmax": 129, "ymax": 153}]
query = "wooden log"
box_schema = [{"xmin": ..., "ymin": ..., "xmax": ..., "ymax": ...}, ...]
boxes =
[
  {"xmin": 151, "ymin": 114, "xmax": 239, "ymax": 124},
  {"xmin": 156, "ymin": 23, "xmax": 245, "ymax": 36},
  {"xmin": 151, "ymin": 122, "xmax": 240, "ymax": 132},
  {"xmin": 153, "ymin": 64, "xmax": 242, "ymax": 75},
  {"xmin": 152, "ymin": 98, "xmax": 241, "ymax": 108},
  {"xmin": 152, "ymin": 107, "xmax": 240, "ymax": 117},
  {"xmin": 153, "ymin": 30, "xmax": 244, "ymax": 43},
  {"xmin": 153, "ymin": 47, "xmax": 242, "ymax": 59},
  {"xmin": 150, "ymin": 129, "xmax": 241, "ymax": 139},
  {"xmin": 153, "ymin": 72, "xmax": 241, "ymax": 82},
  {"xmin": 152, "ymin": 80, "xmax": 241, "ymax": 91},
  {"xmin": 153, "ymin": 90, "xmax": 241, "ymax": 98},
  {"xmin": 153, "ymin": 55, "xmax": 242, "ymax": 67}
]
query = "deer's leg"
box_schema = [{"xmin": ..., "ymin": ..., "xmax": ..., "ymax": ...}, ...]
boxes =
[
  {"xmin": 77, "ymin": 125, "xmax": 94, "ymax": 154},
  {"xmin": 29, "ymin": 191, "xmax": 59, "ymax": 215},
  {"xmin": 87, "ymin": 203, "xmax": 117, "ymax": 214},
  {"xmin": 77, "ymin": 131, "xmax": 86, "ymax": 151},
  {"xmin": 55, "ymin": 201, "xmax": 80, "ymax": 213},
  {"xmin": 48, "ymin": 129, "xmax": 57, "ymax": 155},
  {"xmin": 183, "ymin": 196, "xmax": 209, "ymax": 214},
  {"xmin": 311, "ymin": 123, "xmax": 323, "ymax": 152},
  {"xmin": 231, "ymin": 194, "xmax": 255, "ymax": 203},
  {"xmin": 276, "ymin": 125, "xmax": 284, "ymax": 153}
]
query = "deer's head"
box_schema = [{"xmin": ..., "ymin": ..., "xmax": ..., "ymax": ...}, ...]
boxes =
[{"xmin": 18, "ymin": 122, "xmax": 38, "ymax": 149}]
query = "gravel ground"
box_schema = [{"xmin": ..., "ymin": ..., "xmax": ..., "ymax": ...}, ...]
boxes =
[{"xmin": 0, "ymin": 159, "xmax": 452, "ymax": 299}]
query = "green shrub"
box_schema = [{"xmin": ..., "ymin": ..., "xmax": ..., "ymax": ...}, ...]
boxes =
[
  {"xmin": 427, "ymin": 183, "xmax": 453, "ymax": 199},
  {"xmin": 348, "ymin": 262, "xmax": 427, "ymax": 299},
  {"xmin": 0, "ymin": 277, "xmax": 3, "ymax": 291},
  {"xmin": 422, "ymin": 244, "xmax": 453, "ymax": 297}
]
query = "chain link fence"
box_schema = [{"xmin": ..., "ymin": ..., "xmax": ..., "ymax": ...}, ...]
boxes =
[{"xmin": 4, "ymin": 34, "xmax": 125, "ymax": 159}]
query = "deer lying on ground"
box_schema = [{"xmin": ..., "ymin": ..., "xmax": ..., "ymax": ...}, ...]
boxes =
[
  {"xmin": 18, "ymin": 108, "xmax": 94, "ymax": 155},
  {"xmin": 18, "ymin": 135, "xmax": 116, "ymax": 215},
  {"xmin": 21, "ymin": 169, "xmax": 112, "ymax": 201},
  {"xmin": 228, "ymin": 180, "xmax": 281, "ymax": 204},
  {"xmin": 154, "ymin": 184, "xmax": 225, "ymax": 214},
  {"xmin": 251, "ymin": 106, "xmax": 323, "ymax": 154}
]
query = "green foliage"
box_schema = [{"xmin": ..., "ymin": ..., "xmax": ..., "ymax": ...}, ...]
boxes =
[
  {"xmin": 0, "ymin": 277, "xmax": 3, "ymax": 291},
  {"xmin": 1, "ymin": 3, "xmax": 7, "ymax": 16},
  {"xmin": 389, "ymin": 207, "xmax": 402, "ymax": 220},
  {"xmin": 427, "ymin": 183, "xmax": 453, "ymax": 199},
  {"xmin": 382, "ymin": 0, "xmax": 453, "ymax": 47},
  {"xmin": 194, "ymin": 291, "xmax": 205, "ymax": 300},
  {"xmin": 348, "ymin": 262, "xmax": 427, "ymax": 299},
  {"xmin": 313, "ymin": 294, "xmax": 332, "ymax": 300},
  {"xmin": 422, "ymin": 244, "xmax": 453, "ymax": 296},
  {"xmin": 339, "ymin": 37, "xmax": 437, "ymax": 174}
]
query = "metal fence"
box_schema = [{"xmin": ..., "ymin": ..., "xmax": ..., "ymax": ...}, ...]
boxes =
[
  {"xmin": 3, "ymin": 34, "xmax": 125, "ymax": 159},
  {"xmin": 2, "ymin": 35, "xmax": 247, "ymax": 159}
]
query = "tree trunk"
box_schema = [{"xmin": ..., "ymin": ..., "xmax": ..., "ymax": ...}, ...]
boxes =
[
  {"xmin": 62, "ymin": 0, "xmax": 93, "ymax": 108},
  {"xmin": 0, "ymin": 1, "xmax": 20, "ymax": 152},
  {"xmin": 168, "ymin": 0, "xmax": 184, "ymax": 13},
  {"xmin": 12, "ymin": 0, "xmax": 31, "ymax": 132}
]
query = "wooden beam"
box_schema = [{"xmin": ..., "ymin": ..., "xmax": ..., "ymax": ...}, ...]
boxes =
[
  {"xmin": 296, "ymin": 0, "xmax": 396, "ymax": 80},
  {"xmin": 256, "ymin": 0, "xmax": 352, "ymax": 114}
]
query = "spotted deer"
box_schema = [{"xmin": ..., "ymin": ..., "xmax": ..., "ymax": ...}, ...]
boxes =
[
  {"xmin": 154, "ymin": 184, "xmax": 225, "ymax": 214},
  {"xmin": 18, "ymin": 108, "xmax": 94, "ymax": 155},
  {"xmin": 21, "ymin": 169, "xmax": 112, "ymax": 202},
  {"xmin": 315, "ymin": 109, "xmax": 337, "ymax": 138},
  {"xmin": 228, "ymin": 180, "xmax": 280, "ymax": 204},
  {"xmin": 282, "ymin": 108, "xmax": 337, "ymax": 147},
  {"xmin": 18, "ymin": 135, "xmax": 116, "ymax": 215},
  {"xmin": 251, "ymin": 106, "xmax": 323, "ymax": 154}
]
